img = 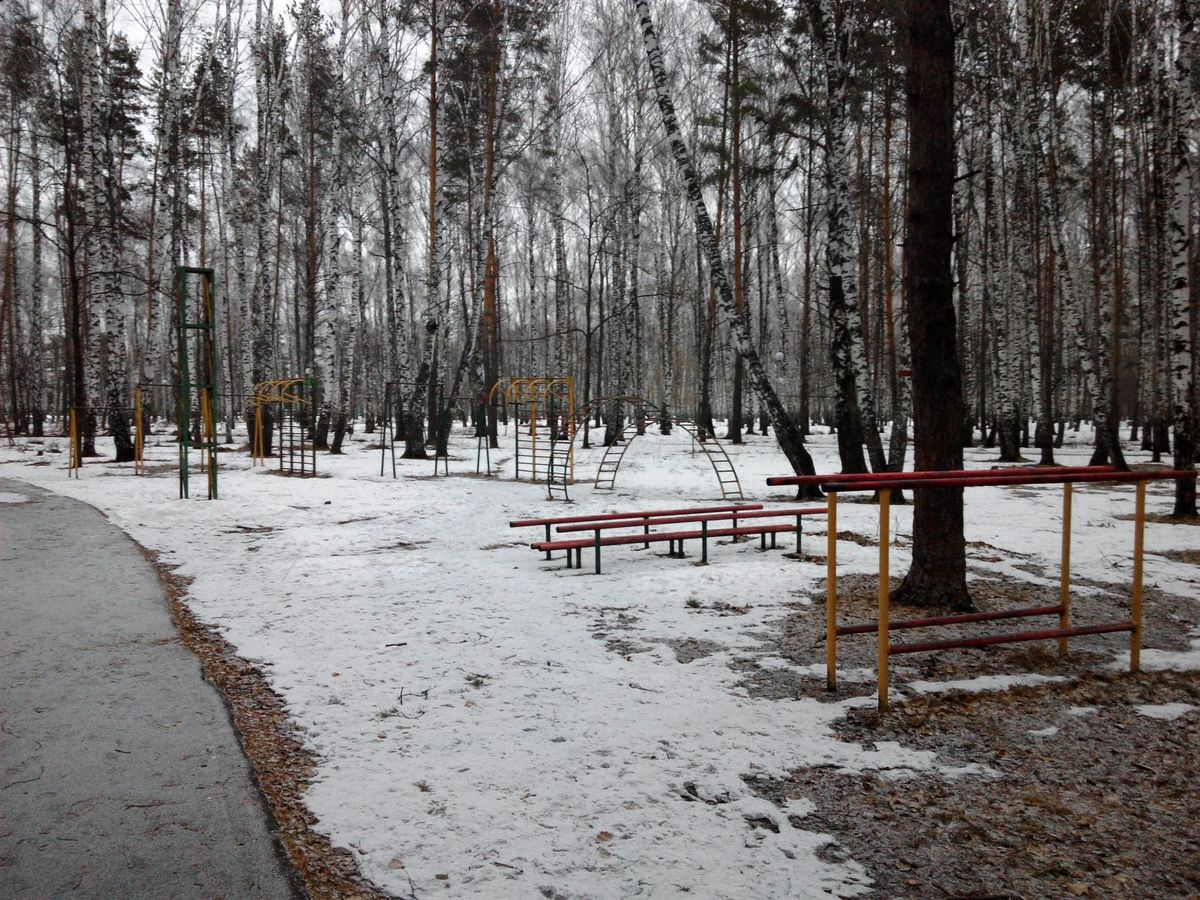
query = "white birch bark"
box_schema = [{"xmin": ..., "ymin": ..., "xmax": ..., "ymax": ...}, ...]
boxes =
[
  {"xmin": 29, "ymin": 112, "xmax": 44, "ymax": 428},
  {"xmin": 809, "ymin": 0, "xmax": 886, "ymax": 472},
  {"xmin": 635, "ymin": 0, "xmax": 817, "ymax": 479},
  {"xmin": 79, "ymin": 0, "xmax": 103, "ymax": 438},
  {"xmin": 1167, "ymin": 0, "xmax": 1197, "ymax": 512}
]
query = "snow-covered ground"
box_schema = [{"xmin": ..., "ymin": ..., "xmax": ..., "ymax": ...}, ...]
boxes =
[{"xmin": 3, "ymin": 422, "xmax": 1199, "ymax": 898}]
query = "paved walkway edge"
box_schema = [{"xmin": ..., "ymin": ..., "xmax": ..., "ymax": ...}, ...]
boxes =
[{"xmin": 144, "ymin": 548, "xmax": 388, "ymax": 900}]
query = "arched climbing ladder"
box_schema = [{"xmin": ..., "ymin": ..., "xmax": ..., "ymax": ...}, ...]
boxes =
[
  {"xmin": 672, "ymin": 419, "xmax": 743, "ymax": 499},
  {"xmin": 592, "ymin": 403, "xmax": 653, "ymax": 491},
  {"xmin": 546, "ymin": 395, "xmax": 743, "ymax": 501}
]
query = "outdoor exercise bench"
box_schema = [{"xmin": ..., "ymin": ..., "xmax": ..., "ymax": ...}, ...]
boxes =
[
  {"xmin": 766, "ymin": 465, "xmax": 1198, "ymax": 711},
  {"xmin": 510, "ymin": 503, "xmax": 763, "ymax": 560},
  {"xmin": 528, "ymin": 506, "xmax": 827, "ymax": 573}
]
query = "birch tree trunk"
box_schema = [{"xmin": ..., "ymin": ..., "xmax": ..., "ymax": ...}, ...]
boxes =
[
  {"xmin": 808, "ymin": 0, "xmax": 887, "ymax": 474},
  {"xmin": 30, "ymin": 116, "xmax": 45, "ymax": 436},
  {"xmin": 1168, "ymin": 0, "xmax": 1197, "ymax": 515},
  {"xmin": 635, "ymin": 0, "xmax": 818, "ymax": 487}
]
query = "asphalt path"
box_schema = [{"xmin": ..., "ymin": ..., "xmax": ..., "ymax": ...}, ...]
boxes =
[{"xmin": 0, "ymin": 478, "xmax": 296, "ymax": 899}]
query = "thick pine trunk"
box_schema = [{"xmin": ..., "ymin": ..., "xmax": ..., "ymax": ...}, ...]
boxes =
[{"xmin": 893, "ymin": 0, "xmax": 970, "ymax": 611}]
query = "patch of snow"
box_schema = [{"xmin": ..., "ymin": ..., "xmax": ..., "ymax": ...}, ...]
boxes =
[
  {"xmin": 5, "ymin": 427, "xmax": 1198, "ymax": 898},
  {"xmin": 0, "ymin": 491, "xmax": 31, "ymax": 503},
  {"xmin": 1028, "ymin": 726, "xmax": 1059, "ymax": 737},
  {"xmin": 1066, "ymin": 706, "xmax": 1098, "ymax": 717},
  {"xmin": 1110, "ymin": 636, "xmax": 1200, "ymax": 673},
  {"xmin": 780, "ymin": 795, "xmax": 816, "ymax": 819},
  {"xmin": 906, "ymin": 673, "xmax": 1066, "ymax": 695},
  {"xmin": 1134, "ymin": 702, "xmax": 1195, "ymax": 721},
  {"xmin": 756, "ymin": 657, "xmax": 877, "ymax": 683}
]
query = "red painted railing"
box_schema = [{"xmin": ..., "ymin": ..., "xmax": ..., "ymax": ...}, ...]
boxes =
[{"xmin": 768, "ymin": 466, "xmax": 1197, "ymax": 711}]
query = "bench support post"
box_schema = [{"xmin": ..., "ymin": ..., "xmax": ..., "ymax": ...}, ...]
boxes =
[
  {"xmin": 545, "ymin": 524, "xmax": 553, "ymax": 561},
  {"xmin": 701, "ymin": 521, "xmax": 708, "ymax": 564},
  {"xmin": 594, "ymin": 530, "xmax": 602, "ymax": 575},
  {"xmin": 795, "ymin": 515, "xmax": 803, "ymax": 555},
  {"xmin": 643, "ymin": 523, "xmax": 650, "ymax": 549}
]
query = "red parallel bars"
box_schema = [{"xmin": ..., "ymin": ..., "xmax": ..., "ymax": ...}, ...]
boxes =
[
  {"xmin": 766, "ymin": 465, "xmax": 1115, "ymax": 488},
  {"xmin": 778, "ymin": 466, "xmax": 1196, "ymax": 712}
]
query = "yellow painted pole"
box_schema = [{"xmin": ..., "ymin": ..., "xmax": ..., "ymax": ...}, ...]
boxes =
[
  {"xmin": 68, "ymin": 408, "xmax": 79, "ymax": 478},
  {"xmin": 530, "ymin": 398, "xmax": 538, "ymax": 482},
  {"xmin": 1058, "ymin": 482, "xmax": 1072, "ymax": 656},
  {"xmin": 202, "ymin": 388, "xmax": 216, "ymax": 499},
  {"xmin": 1130, "ymin": 479, "xmax": 1146, "ymax": 673},
  {"xmin": 252, "ymin": 396, "xmax": 263, "ymax": 467},
  {"xmin": 878, "ymin": 488, "xmax": 891, "ymax": 713},
  {"xmin": 826, "ymin": 491, "xmax": 838, "ymax": 691},
  {"xmin": 199, "ymin": 390, "xmax": 209, "ymax": 475}
]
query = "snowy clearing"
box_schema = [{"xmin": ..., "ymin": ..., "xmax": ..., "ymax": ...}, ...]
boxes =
[{"xmin": 4, "ymin": 424, "xmax": 1199, "ymax": 898}]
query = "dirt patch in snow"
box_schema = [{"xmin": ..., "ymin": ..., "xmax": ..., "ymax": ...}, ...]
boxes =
[
  {"xmin": 660, "ymin": 637, "xmax": 726, "ymax": 663},
  {"xmin": 752, "ymin": 671, "xmax": 1200, "ymax": 898},
  {"xmin": 1153, "ymin": 548, "xmax": 1200, "ymax": 565}
]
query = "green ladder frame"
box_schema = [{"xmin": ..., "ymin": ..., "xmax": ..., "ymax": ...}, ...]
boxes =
[{"xmin": 176, "ymin": 266, "xmax": 220, "ymax": 500}]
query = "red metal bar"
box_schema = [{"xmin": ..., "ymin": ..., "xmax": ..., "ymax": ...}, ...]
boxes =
[
  {"xmin": 766, "ymin": 466, "xmax": 1115, "ymax": 487},
  {"xmin": 556, "ymin": 506, "xmax": 826, "ymax": 533},
  {"xmin": 837, "ymin": 604, "xmax": 1064, "ymax": 636},
  {"xmin": 888, "ymin": 621, "xmax": 1135, "ymax": 655},
  {"xmin": 510, "ymin": 503, "xmax": 762, "ymax": 528},
  {"xmin": 822, "ymin": 470, "xmax": 1197, "ymax": 493}
]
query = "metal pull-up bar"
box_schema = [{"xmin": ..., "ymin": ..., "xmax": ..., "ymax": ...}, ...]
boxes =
[{"xmin": 771, "ymin": 466, "xmax": 1198, "ymax": 712}]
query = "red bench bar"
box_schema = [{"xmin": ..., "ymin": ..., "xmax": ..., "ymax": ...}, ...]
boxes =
[
  {"xmin": 511, "ymin": 503, "xmax": 763, "ymax": 560},
  {"xmin": 803, "ymin": 467, "xmax": 1197, "ymax": 712},
  {"xmin": 555, "ymin": 506, "xmax": 825, "ymax": 533},
  {"xmin": 509, "ymin": 503, "xmax": 762, "ymax": 528}
]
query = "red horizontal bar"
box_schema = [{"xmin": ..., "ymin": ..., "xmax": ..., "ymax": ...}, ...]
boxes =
[
  {"xmin": 766, "ymin": 466, "xmax": 1115, "ymax": 487},
  {"xmin": 888, "ymin": 621, "xmax": 1135, "ymax": 655},
  {"xmin": 823, "ymin": 470, "xmax": 1197, "ymax": 493},
  {"xmin": 556, "ymin": 506, "xmax": 826, "ymax": 533},
  {"xmin": 837, "ymin": 604, "xmax": 1063, "ymax": 636},
  {"xmin": 510, "ymin": 503, "xmax": 762, "ymax": 528}
]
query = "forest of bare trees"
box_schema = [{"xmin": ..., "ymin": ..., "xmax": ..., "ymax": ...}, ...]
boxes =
[{"xmin": 1, "ymin": 0, "xmax": 1196, "ymax": 513}]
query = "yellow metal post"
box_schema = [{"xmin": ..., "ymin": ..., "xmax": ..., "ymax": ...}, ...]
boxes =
[
  {"xmin": 68, "ymin": 408, "xmax": 79, "ymax": 478},
  {"xmin": 878, "ymin": 489, "xmax": 891, "ymax": 712},
  {"xmin": 134, "ymin": 385, "xmax": 145, "ymax": 476},
  {"xmin": 252, "ymin": 395, "xmax": 264, "ymax": 467},
  {"xmin": 566, "ymin": 377, "xmax": 575, "ymax": 482},
  {"xmin": 1130, "ymin": 479, "xmax": 1146, "ymax": 672},
  {"xmin": 826, "ymin": 492, "xmax": 838, "ymax": 691},
  {"xmin": 1058, "ymin": 482, "xmax": 1072, "ymax": 656},
  {"xmin": 530, "ymin": 397, "xmax": 538, "ymax": 482},
  {"xmin": 201, "ymin": 387, "xmax": 216, "ymax": 499}
]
